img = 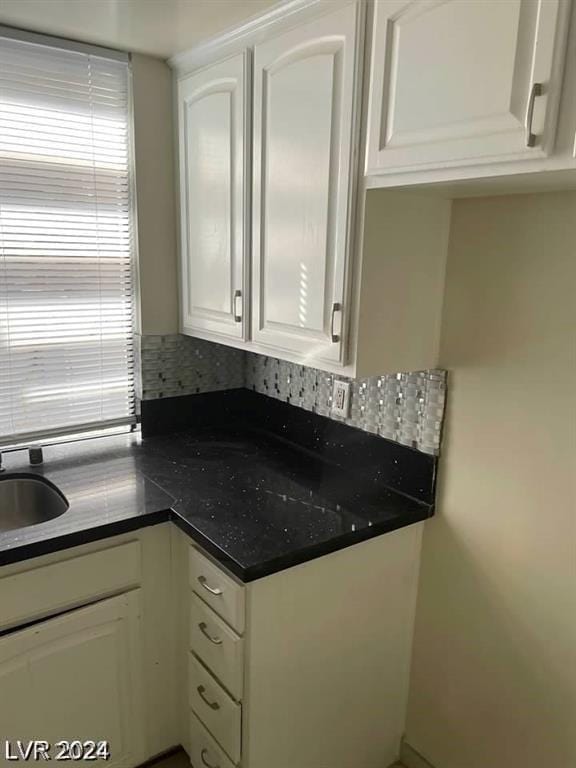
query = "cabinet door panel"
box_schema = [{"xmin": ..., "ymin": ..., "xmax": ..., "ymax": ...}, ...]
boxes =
[
  {"xmin": 252, "ymin": 3, "xmax": 361, "ymax": 364},
  {"xmin": 178, "ymin": 53, "xmax": 247, "ymax": 340},
  {"xmin": 264, "ymin": 54, "xmax": 333, "ymax": 335},
  {"xmin": 367, "ymin": 0, "xmax": 570, "ymax": 173},
  {"xmin": 0, "ymin": 592, "xmax": 145, "ymax": 768}
]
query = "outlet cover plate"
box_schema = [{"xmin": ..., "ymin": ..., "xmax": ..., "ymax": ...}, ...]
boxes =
[{"xmin": 332, "ymin": 379, "xmax": 351, "ymax": 418}]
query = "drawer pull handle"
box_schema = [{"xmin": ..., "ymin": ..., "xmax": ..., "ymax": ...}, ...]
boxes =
[
  {"xmin": 200, "ymin": 749, "xmax": 219, "ymax": 768},
  {"xmin": 198, "ymin": 575, "xmax": 223, "ymax": 596},
  {"xmin": 330, "ymin": 301, "xmax": 342, "ymax": 343},
  {"xmin": 199, "ymin": 621, "xmax": 223, "ymax": 645},
  {"xmin": 525, "ymin": 81, "xmax": 543, "ymax": 147},
  {"xmin": 233, "ymin": 289, "xmax": 242, "ymax": 323},
  {"xmin": 197, "ymin": 684, "xmax": 221, "ymax": 710}
]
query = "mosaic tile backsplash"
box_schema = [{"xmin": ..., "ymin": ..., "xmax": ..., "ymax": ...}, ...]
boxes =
[
  {"xmin": 139, "ymin": 334, "xmax": 244, "ymax": 400},
  {"xmin": 139, "ymin": 334, "xmax": 446, "ymax": 455},
  {"xmin": 244, "ymin": 354, "xmax": 446, "ymax": 456}
]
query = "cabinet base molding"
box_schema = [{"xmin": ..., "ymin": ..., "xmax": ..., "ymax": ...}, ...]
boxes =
[
  {"xmin": 135, "ymin": 746, "xmax": 185, "ymax": 768},
  {"xmin": 400, "ymin": 742, "xmax": 437, "ymax": 768}
]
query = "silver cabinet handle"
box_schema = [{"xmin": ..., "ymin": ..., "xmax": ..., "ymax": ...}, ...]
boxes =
[
  {"xmin": 330, "ymin": 302, "xmax": 342, "ymax": 343},
  {"xmin": 525, "ymin": 82, "xmax": 543, "ymax": 147},
  {"xmin": 199, "ymin": 621, "xmax": 223, "ymax": 645},
  {"xmin": 233, "ymin": 289, "xmax": 242, "ymax": 322},
  {"xmin": 201, "ymin": 749, "xmax": 219, "ymax": 768},
  {"xmin": 198, "ymin": 575, "xmax": 223, "ymax": 596},
  {"xmin": 197, "ymin": 685, "xmax": 220, "ymax": 710}
]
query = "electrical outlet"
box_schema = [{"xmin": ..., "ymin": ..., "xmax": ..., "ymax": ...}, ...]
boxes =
[{"xmin": 332, "ymin": 379, "xmax": 351, "ymax": 418}]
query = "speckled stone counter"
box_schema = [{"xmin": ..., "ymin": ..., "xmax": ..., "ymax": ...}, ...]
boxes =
[{"xmin": 0, "ymin": 390, "xmax": 437, "ymax": 581}]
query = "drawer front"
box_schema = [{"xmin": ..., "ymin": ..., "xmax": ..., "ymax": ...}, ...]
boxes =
[
  {"xmin": 189, "ymin": 710, "xmax": 236, "ymax": 768},
  {"xmin": 0, "ymin": 541, "xmax": 141, "ymax": 631},
  {"xmin": 189, "ymin": 654, "xmax": 241, "ymax": 764},
  {"xmin": 190, "ymin": 593, "xmax": 244, "ymax": 700},
  {"xmin": 189, "ymin": 548, "xmax": 245, "ymax": 634}
]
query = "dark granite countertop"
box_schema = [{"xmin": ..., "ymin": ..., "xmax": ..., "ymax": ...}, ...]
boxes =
[{"xmin": 0, "ymin": 391, "xmax": 436, "ymax": 581}]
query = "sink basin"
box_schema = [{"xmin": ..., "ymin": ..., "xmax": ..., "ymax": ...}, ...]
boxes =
[{"xmin": 0, "ymin": 474, "xmax": 69, "ymax": 532}]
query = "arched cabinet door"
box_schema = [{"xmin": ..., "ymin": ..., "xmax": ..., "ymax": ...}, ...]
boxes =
[
  {"xmin": 178, "ymin": 53, "xmax": 248, "ymax": 342},
  {"xmin": 0, "ymin": 592, "xmax": 145, "ymax": 768},
  {"xmin": 251, "ymin": 2, "xmax": 362, "ymax": 366},
  {"xmin": 366, "ymin": 0, "xmax": 571, "ymax": 175}
]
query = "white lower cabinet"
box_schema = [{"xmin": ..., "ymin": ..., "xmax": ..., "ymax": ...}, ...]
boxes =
[
  {"xmin": 0, "ymin": 521, "xmax": 423, "ymax": 768},
  {"xmin": 184, "ymin": 523, "xmax": 423, "ymax": 768},
  {"xmin": 0, "ymin": 527, "xmax": 176, "ymax": 768},
  {"xmin": 0, "ymin": 592, "xmax": 145, "ymax": 768}
]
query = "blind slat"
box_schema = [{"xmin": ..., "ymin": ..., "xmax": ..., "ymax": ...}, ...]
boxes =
[{"xmin": 0, "ymin": 34, "xmax": 136, "ymax": 441}]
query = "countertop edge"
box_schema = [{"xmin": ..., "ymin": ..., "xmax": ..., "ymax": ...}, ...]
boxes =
[
  {"xmin": 172, "ymin": 503, "xmax": 434, "ymax": 582},
  {"xmin": 0, "ymin": 501, "xmax": 433, "ymax": 581},
  {"xmin": 0, "ymin": 509, "xmax": 172, "ymax": 568}
]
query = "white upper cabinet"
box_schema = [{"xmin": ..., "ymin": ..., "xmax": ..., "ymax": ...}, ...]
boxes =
[
  {"xmin": 366, "ymin": 0, "xmax": 575, "ymax": 183},
  {"xmin": 251, "ymin": 3, "xmax": 362, "ymax": 365},
  {"xmin": 172, "ymin": 1, "xmax": 449, "ymax": 376},
  {"xmin": 178, "ymin": 53, "xmax": 248, "ymax": 342},
  {"xmin": 172, "ymin": 0, "xmax": 574, "ymax": 375}
]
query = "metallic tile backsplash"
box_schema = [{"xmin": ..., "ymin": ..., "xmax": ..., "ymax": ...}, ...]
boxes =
[
  {"xmin": 139, "ymin": 334, "xmax": 446, "ymax": 455},
  {"xmin": 245, "ymin": 353, "xmax": 446, "ymax": 455},
  {"xmin": 139, "ymin": 334, "xmax": 244, "ymax": 400}
]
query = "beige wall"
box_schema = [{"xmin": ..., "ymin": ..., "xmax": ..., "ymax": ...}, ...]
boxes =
[
  {"xmin": 129, "ymin": 62, "xmax": 576, "ymax": 761},
  {"xmin": 405, "ymin": 192, "xmax": 576, "ymax": 768},
  {"xmin": 131, "ymin": 54, "xmax": 179, "ymax": 335}
]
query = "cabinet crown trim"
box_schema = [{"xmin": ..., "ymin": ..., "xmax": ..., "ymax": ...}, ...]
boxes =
[{"xmin": 169, "ymin": 0, "xmax": 352, "ymax": 76}]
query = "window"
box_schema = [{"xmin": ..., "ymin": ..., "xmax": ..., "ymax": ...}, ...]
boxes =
[{"xmin": 0, "ymin": 30, "xmax": 136, "ymax": 445}]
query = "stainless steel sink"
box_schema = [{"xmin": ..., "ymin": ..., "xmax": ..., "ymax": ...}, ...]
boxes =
[{"xmin": 0, "ymin": 474, "xmax": 69, "ymax": 532}]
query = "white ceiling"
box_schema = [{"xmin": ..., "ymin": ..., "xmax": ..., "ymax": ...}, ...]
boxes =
[{"xmin": 0, "ymin": 0, "xmax": 281, "ymax": 59}]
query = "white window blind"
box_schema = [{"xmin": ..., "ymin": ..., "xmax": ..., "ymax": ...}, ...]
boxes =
[{"xmin": 0, "ymin": 31, "xmax": 136, "ymax": 446}]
